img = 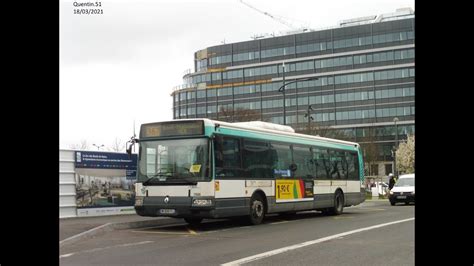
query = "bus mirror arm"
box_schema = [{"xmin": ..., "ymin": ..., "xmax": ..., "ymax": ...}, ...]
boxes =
[{"xmin": 126, "ymin": 136, "xmax": 139, "ymax": 158}]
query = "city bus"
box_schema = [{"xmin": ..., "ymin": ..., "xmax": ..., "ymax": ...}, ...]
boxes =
[{"xmin": 128, "ymin": 119, "xmax": 365, "ymax": 225}]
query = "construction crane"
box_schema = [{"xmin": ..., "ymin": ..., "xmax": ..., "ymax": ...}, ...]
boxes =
[{"xmin": 239, "ymin": 0, "xmax": 308, "ymax": 31}]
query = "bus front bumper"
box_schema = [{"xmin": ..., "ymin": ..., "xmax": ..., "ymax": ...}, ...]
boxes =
[{"xmin": 134, "ymin": 196, "xmax": 216, "ymax": 218}]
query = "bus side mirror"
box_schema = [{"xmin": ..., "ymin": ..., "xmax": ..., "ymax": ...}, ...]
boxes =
[
  {"xmin": 126, "ymin": 137, "xmax": 139, "ymax": 158},
  {"xmin": 290, "ymin": 163, "xmax": 298, "ymax": 172}
]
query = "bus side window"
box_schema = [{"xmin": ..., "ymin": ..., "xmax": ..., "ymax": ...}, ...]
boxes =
[
  {"xmin": 243, "ymin": 140, "xmax": 273, "ymax": 179},
  {"xmin": 270, "ymin": 143, "xmax": 292, "ymax": 178},
  {"xmin": 330, "ymin": 150, "xmax": 347, "ymax": 180},
  {"xmin": 314, "ymin": 148, "xmax": 330, "ymax": 180},
  {"xmin": 346, "ymin": 151, "xmax": 356, "ymax": 180},
  {"xmin": 292, "ymin": 145, "xmax": 314, "ymax": 179},
  {"xmin": 349, "ymin": 152, "xmax": 360, "ymax": 180},
  {"xmin": 214, "ymin": 135, "xmax": 242, "ymax": 177},
  {"xmin": 214, "ymin": 135, "xmax": 224, "ymax": 169},
  {"xmin": 329, "ymin": 150, "xmax": 340, "ymax": 179}
]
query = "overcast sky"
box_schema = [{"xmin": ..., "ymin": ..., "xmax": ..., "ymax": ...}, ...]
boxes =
[{"xmin": 60, "ymin": 0, "xmax": 414, "ymax": 150}]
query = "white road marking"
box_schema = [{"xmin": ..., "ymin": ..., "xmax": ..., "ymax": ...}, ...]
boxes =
[
  {"xmin": 60, "ymin": 241, "xmax": 154, "ymax": 259},
  {"xmin": 358, "ymin": 207, "xmax": 386, "ymax": 211},
  {"xmin": 59, "ymin": 223, "xmax": 111, "ymax": 246},
  {"xmin": 59, "ymin": 253, "xmax": 73, "ymax": 258},
  {"xmin": 221, "ymin": 217, "xmax": 415, "ymax": 266},
  {"xmin": 269, "ymin": 220, "xmax": 289, "ymax": 225},
  {"xmin": 131, "ymin": 230, "xmax": 191, "ymax": 235}
]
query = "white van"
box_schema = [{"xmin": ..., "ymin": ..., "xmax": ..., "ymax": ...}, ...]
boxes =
[{"xmin": 388, "ymin": 174, "xmax": 415, "ymax": 205}]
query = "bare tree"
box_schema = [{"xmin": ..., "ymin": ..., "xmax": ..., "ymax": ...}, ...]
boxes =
[
  {"xmin": 294, "ymin": 122, "xmax": 350, "ymax": 141},
  {"xmin": 108, "ymin": 138, "xmax": 125, "ymax": 152},
  {"xmin": 218, "ymin": 106, "xmax": 233, "ymax": 122},
  {"xmin": 218, "ymin": 107, "xmax": 262, "ymax": 122},
  {"xmin": 69, "ymin": 139, "xmax": 90, "ymax": 150}
]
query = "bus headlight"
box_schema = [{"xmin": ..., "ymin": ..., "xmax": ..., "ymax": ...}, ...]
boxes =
[
  {"xmin": 389, "ymin": 190, "xmax": 394, "ymax": 195},
  {"xmin": 135, "ymin": 196, "xmax": 144, "ymax": 206},
  {"xmin": 192, "ymin": 198, "xmax": 213, "ymax": 206}
]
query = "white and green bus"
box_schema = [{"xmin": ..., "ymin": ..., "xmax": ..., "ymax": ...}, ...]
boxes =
[{"xmin": 129, "ymin": 119, "xmax": 365, "ymax": 225}]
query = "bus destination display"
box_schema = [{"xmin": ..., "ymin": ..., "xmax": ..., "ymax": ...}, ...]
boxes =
[{"xmin": 141, "ymin": 121, "xmax": 204, "ymax": 138}]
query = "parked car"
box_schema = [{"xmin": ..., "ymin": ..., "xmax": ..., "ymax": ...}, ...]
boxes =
[{"xmin": 389, "ymin": 174, "xmax": 415, "ymax": 205}]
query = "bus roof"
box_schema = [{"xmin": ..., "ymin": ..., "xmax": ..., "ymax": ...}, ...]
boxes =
[{"xmin": 172, "ymin": 118, "xmax": 360, "ymax": 148}]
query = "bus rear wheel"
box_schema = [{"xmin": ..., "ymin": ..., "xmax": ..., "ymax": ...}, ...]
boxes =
[
  {"xmin": 329, "ymin": 191, "xmax": 344, "ymax": 215},
  {"xmin": 184, "ymin": 217, "xmax": 203, "ymax": 226},
  {"xmin": 248, "ymin": 193, "xmax": 266, "ymax": 225}
]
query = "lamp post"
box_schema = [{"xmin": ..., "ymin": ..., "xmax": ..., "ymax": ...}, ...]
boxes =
[
  {"xmin": 93, "ymin": 144, "xmax": 105, "ymax": 151},
  {"xmin": 393, "ymin": 117, "xmax": 399, "ymax": 177},
  {"xmin": 278, "ymin": 66, "xmax": 319, "ymax": 126},
  {"xmin": 281, "ymin": 62, "xmax": 286, "ymax": 125},
  {"xmin": 304, "ymin": 105, "xmax": 314, "ymax": 134}
]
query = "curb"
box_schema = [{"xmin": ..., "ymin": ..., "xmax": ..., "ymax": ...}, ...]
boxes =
[{"xmin": 60, "ymin": 218, "xmax": 179, "ymax": 247}]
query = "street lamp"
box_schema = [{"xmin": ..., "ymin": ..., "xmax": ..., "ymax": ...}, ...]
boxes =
[
  {"xmin": 93, "ymin": 144, "xmax": 105, "ymax": 150},
  {"xmin": 280, "ymin": 62, "xmax": 286, "ymax": 125},
  {"xmin": 304, "ymin": 105, "xmax": 314, "ymax": 134},
  {"xmin": 278, "ymin": 63, "xmax": 319, "ymax": 125},
  {"xmin": 393, "ymin": 117, "xmax": 399, "ymax": 177}
]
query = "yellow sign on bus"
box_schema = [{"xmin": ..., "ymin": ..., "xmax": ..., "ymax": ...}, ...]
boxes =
[{"xmin": 276, "ymin": 179, "xmax": 313, "ymax": 202}]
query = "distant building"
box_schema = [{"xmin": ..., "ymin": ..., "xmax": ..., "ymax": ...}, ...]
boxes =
[{"xmin": 172, "ymin": 8, "xmax": 415, "ymax": 176}]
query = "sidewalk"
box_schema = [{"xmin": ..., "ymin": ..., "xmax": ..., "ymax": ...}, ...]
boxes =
[{"xmin": 60, "ymin": 214, "xmax": 179, "ymax": 246}]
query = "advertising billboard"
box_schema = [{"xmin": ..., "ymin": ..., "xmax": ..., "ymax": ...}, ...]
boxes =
[{"xmin": 74, "ymin": 151, "xmax": 138, "ymax": 210}]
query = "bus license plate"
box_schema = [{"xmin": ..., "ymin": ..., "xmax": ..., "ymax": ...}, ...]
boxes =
[
  {"xmin": 159, "ymin": 209, "xmax": 176, "ymax": 214},
  {"xmin": 397, "ymin": 196, "xmax": 407, "ymax": 199}
]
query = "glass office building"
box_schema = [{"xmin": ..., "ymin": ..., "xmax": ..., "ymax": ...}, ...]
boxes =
[{"xmin": 172, "ymin": 8, "xmax": 415, "ymax": 176}]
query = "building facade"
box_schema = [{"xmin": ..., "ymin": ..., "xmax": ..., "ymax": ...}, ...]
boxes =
[{"xmin": 171, "ymin": 9, "xmax": 415, "ymax": 176}]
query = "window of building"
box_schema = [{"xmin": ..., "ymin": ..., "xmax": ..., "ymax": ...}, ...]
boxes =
[
  {"xmin": 197, "ymin": 106, "xmax": 206, "ymax": 114},
  {"xmin": 370, "ymin": 164, "xmax": 379, "ymax": 176},
  {"xmin": 207, "ymin": 89, "xmax": 216, "ymax": 97},
  {"xmin": 207, "ymin": 105, "xmax": 216, "ymax": 113},
  {"xmin": 197, "ymin": 90, "xmax": 206, "ymax": 99},
  {"xmin": 217, "ymin": 87, "xmax": 232, "ymax": 97}
]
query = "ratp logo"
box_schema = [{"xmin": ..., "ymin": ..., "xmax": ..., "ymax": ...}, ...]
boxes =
[{"xmin": 76, "ymin": 152, "xmax": 81, "ymax": 163}]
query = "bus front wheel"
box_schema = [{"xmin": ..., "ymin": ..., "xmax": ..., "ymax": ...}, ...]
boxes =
[{"xmin": 248, "ymin": 193, "xmax": 266, "ymax": 225}]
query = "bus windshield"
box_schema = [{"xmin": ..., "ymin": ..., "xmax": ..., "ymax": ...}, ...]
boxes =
[{"xmin": 138, "ymin": 138, "xmax": 210, "ymax": 184}]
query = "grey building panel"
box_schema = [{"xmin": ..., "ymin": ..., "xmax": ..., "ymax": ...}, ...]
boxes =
[
  {"xmin": 172, "ymin": 16, "xmax": 415, "ymax": 164},
  {"xmin": 333, "ymin": 24, "xmax": 372, "ymax": 38}
]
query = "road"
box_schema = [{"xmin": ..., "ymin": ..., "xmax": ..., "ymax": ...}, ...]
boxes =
[{"xmin": 60, "ymin": 200, "xmax": 414, "ymax": 265}]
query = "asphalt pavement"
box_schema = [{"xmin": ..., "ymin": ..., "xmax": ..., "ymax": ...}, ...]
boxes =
[{"xmin": 60, "ymin": 199, "xmax": 414, "ymax": 265}]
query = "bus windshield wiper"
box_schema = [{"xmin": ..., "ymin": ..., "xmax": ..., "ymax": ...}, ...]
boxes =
[
  {"xmin": 166, "ymin": 176, "xmax": 197, "ymax": 184},
  {"xmin": 143, "ymin": 172, "xmax": 173, "ymax": 185}
]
